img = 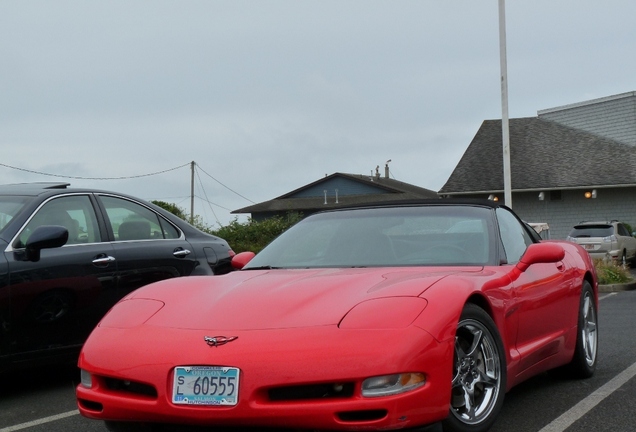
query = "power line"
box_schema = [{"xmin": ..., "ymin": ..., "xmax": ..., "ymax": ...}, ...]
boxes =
[
  {"xmin": 0, "ymin": 162, "xmax": 190, "ymax": 180},
  {"xmin": 194, "ymin": 169, "xmax": 222, "ymax": 226},
  {"xmin": 1, "ymin": 160, "xmax": 255, "ymax": 224},
  {"xmin": 196, "ymin": 164, "xmax": 255, "ymax": 204},
  {"xmin": 193, "ymin": 195, "xmax": 233, "ymax": 212}
]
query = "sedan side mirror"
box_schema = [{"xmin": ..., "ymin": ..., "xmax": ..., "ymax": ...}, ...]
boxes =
[{"xmin": 22, "ymin": 225, "xmax": 69, "ymax": 262}]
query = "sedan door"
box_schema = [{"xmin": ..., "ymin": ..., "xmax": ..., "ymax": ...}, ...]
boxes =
[
  {"xmin": 96, "ymin": 195, "xmax": 199, "ymax": 294},
  {"xmin": 5, "ymin": 194, "xmax": 118, "ymax": 360}
]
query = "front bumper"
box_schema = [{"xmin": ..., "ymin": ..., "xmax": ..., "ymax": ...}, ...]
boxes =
[{"xmin": 77, "ymin": 325, "xmax": 452, "ymax": 431}]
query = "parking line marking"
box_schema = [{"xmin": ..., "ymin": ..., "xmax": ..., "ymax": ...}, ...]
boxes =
[
  {"xmin": 599, "ymin": 292, "xmax": 617, "ymax": 300},
  {"xmin": 0, "ymin": 409, "xmax": 78, "ymax": 432},
  {"xmin": 538, "ymin": 361, "xmax": 636, "ymax": 432}
]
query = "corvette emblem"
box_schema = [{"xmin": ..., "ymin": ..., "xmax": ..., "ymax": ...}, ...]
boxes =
[{"xmin": 204, "ymin": 336, "xmax": 238, "ymax": 347}]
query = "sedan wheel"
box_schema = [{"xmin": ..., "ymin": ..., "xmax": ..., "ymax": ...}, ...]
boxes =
[{"xmin": 444, "ymin": 304, "xmax": 506, "ymax": 432}]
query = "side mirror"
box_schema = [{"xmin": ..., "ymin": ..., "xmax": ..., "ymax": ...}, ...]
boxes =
[
  {"xmin": 516, "ymin": 242, "xmax": 565, "ymax": 272},
  {"xmin": 22, "ymin": 225, "xmax": 69, "ymax": 262},
  {"xmin": 231, "ymin": 251, "xmax": 256, "ymax": 270}
]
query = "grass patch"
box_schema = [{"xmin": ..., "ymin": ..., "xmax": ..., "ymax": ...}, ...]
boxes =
[{"xmin": 594, "ymin": 259, "xmax": 633, "ymax": 285}]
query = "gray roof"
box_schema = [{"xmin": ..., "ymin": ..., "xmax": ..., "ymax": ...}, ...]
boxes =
[
  {"xmin": 439, "ymin": 117, "xmax": 636, "ymax": 194},
  {"xmin": 233, "ymin": 172, "xmax": 439, "ymax": 214}
]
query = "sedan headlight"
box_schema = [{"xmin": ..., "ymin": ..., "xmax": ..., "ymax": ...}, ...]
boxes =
[{"xmin": 362, "ymin": 373, "xmax": 426, "ymax": 397}]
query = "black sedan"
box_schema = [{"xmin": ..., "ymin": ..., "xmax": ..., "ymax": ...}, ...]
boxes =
[{"xmin": 0, "ymin": 182, "xmax": 234, "ymax": 372}]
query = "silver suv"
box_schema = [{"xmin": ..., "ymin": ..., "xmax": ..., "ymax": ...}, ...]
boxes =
[{"xmin": 567, "ymin": 221, "xmax": 636, "ymax": 265}]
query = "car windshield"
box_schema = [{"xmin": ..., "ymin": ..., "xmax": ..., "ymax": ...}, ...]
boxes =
[
  {"xmin": 0, "ymin": 196, "xmax": 31, "ymax": 235},
  {"xmin": 244, "ymin": 205, "xmax": 494, "ymax": 269},
  {"xmin": 569, "ymin": 225, "xmax": 614, "ymax": 238}
]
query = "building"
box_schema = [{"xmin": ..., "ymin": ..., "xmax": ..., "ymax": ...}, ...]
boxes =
[
  {"xmin": 233, "ymin": 165, "xmax": 439, "ymax": 222},
  {"xmin": 439, "ymin": 91, "xmax": 636, "ymax": 238}
]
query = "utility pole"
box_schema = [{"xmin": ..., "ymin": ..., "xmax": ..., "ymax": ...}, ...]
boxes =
[
  {"xmin": 499, "ymin": 0, "xmax": 512, "ymax": 208},
  {"xmin": 190, "ymin": 161, "xmax": 195, "ymax": 224}
]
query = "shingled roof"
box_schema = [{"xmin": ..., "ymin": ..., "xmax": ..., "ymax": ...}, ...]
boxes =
[
  {"xmin": 233, "ymin": 172, "xmax": 439, "ymax": 216},
  {"xmin": 439, "ymin": 117, "xmax": 636, "ymax": 194}
]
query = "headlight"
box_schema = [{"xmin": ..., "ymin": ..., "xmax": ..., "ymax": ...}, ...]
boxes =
[
  {"xmin": 80, "ymin": 369, "xmax": 93, "ymax": 389},
  {"xmin": 362, "ymin": 373, "xmax": 426, "ymax": 397},
  {"xmin": 99, "ymin": 299, "xmax": 164, "ymax": 328}
]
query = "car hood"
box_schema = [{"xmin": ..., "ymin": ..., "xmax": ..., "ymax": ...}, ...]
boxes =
[{"xmin": 126, "ymin": 267, "xmax": 481, "ymax": 331}]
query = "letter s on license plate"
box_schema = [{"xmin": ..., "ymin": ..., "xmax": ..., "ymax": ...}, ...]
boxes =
[{"xmin": 172, "ymin": 366, "xmax": 240, "ymax": 406}]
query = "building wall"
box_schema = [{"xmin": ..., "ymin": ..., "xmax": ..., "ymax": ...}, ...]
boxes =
[
  {"xmin": 538, "ymin": 92, "xmax": 636, "ymax": 145},
  {"xmin": 510, "ymin": 187, "xmax": 636, "ymax": 239}
]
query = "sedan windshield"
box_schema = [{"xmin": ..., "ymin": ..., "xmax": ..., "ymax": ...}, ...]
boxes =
[{"xmin": 245, "ymin": 205, "xmax": 495, "ymax": 269}]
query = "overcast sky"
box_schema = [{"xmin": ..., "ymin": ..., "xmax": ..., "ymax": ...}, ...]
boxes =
[{"xmin": 2, "ymin": 1, "xmax": 635, "ymax": 226}]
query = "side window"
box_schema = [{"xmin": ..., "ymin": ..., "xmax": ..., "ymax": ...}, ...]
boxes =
[
  {"xmin": 15, "ymin": 195, "xmax": 101, "ymax": 247},
  {"xmin": 496, "ymin": 208, "xmax": 533, "ymax": 264},
  {"xmin": 99, "ymin": 196, "xmax": 180, "ymax": 241},
  {"xmin": 618, "ymin": 224, "xmax": 630, "ymax": 237}
]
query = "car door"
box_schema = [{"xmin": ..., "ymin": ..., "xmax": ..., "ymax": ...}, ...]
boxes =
[
  {"xmin": 5, "ymin": 194, "xmax": 118, "ymax": 360},
  {"xmin": 496, "ymin": 208, "xmax": 575, "ymax": 372},
  {"xmin": 96, "ymin": 194, "xmax": 199, "ymax": 293},
  {"xmin": 0, "ymin": 244, "xmax": 9, "ymax": 365},
  {"xmin": 617, "ymin": 223, "xmax": 636, "ymax": 260}
]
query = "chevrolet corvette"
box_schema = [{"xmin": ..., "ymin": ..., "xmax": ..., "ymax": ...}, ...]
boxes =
[{"xmin": 76, "ymin": 200, "xmax": 598, "ymax": 432}]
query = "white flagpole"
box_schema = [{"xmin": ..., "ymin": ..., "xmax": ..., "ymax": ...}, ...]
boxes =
[{"xmin": 498, "ymin": 0, "xmax": 512, "ymax": 208}]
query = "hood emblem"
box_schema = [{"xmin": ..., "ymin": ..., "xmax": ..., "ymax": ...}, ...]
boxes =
[{"xmin": 204, "ymin": 336, "xmax": 238, "ymax": 347}]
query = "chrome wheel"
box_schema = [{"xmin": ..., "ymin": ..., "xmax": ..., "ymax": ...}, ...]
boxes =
[
  {"xmin": 580, "ymin": 289, "xmax": 597, "ymax": 367},
  {"xmin": 554, "ymin": 280, "xmax": 597, "ymax": 379},
  {"xmin": 449, "ymin": 311, "xmax": 504, "ymax": 428}
]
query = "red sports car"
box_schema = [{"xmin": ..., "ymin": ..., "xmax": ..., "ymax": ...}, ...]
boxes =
[{"xmin": 76, "ymin": 200, "xmax": 598, "ymax": 432}]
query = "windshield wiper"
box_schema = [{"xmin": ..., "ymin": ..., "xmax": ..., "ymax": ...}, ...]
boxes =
[{"xmin": 243, "ymin": 265, "xmax": 279, "ymax": 270}]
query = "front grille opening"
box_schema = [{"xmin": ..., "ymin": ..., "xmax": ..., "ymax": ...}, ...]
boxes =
[
  {"xmin": 268, "ymin": 382, "xmax": 354, "ymax": 401},
  {"xmin": 104, "ymin": 377, "xmax": 158, "ymax": 398},
  {"xmin": 337, "ymin": 409, "xmax": 388, "ymax": 422},
  {"xmin": 77, "ymin": 398, "xmax": 103, "ymax": 412}
]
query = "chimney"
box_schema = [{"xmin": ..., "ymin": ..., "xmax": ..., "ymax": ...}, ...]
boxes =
[{"xmin": 385, "ymin": 159, "xmax": 391, "ymax": 179}]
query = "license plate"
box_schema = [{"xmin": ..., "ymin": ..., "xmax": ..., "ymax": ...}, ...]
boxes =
[
  {"xmin": 584, "ymin": 244, "xmax": 594, "ymax": 250},
  {"xmin": 172, "ymin": 366, "xmax": 240, "ymax": 406}
]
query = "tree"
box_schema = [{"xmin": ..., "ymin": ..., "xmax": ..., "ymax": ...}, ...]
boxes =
[
  {"xmin": 151, "ymin": 200, "xmax": 302, "ymax": 253},
  {"xmin": 210, "ymin": 213, "xmax": 302, "ymax": 254},
  {"xmin": 151, "ymin": 200, "xmax": 187, "ymax": 220}
]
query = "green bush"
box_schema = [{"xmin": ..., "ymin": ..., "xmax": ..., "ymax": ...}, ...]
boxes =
[
  {"xmin": 151, "ymin": 200, "xmax": 302, "ymax": 253},
  {"xmin": 594, "ymin": 258, "xmax": 632, "ymax": 285},
  {"xmin": 209, "ymin": 213, "xmax": 303, "ymax": 254}
]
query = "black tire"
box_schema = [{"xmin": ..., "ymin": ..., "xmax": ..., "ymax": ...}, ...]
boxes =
[
  {"xmin": 561, "ymin": 280, "xmax": 598, "ymax": 378},
  {"xmin": 442, "ymin": 304, "xmax": 506, "ymax": 432}
]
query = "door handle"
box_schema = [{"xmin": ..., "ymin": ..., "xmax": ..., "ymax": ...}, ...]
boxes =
[
  {"xmin": 93, "ymin": 255, "xmax": 116, "ymax": 266},
  {"xmin": 173, "ymin": 248, "xmax": 191, "ymax": 258}
]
